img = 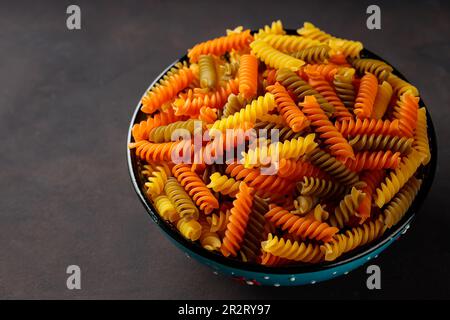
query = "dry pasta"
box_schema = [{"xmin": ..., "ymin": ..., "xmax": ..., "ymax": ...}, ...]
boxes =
[{"xmin": 129, "ymin": 21, "xmax": 431, "ymax": 267}]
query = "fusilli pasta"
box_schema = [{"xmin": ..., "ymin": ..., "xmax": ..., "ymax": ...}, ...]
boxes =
[{"xmin": 129, "ymin": 22, "xmax": 430, "ymax": 268}]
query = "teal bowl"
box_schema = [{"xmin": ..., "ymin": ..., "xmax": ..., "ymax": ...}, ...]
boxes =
[{"xmin": 127, "ymin": 31, "xmax": 437, "ymax": 286}]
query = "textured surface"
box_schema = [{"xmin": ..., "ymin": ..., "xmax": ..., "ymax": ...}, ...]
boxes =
[{"xmin": 0, "ymin": 0, "xmax": 449, "ymax": 299}]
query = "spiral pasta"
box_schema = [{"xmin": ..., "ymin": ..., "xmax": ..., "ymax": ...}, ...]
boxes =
[
  {"xmin": 199, "ymin": 220, "xmax": 221, "ymax": 251},
  {"xmin": 371, "ymin": 81, "xmax": 393, "ymax": 119},
  {"xmin": 207, "ymin": 172, "xmax": 241, "ymax": 197},
  {"xmin": 297, "ymin": 22, "xmax": 363, "ymax": 58},
  {"xmin": 265, "ymin": 204, "xmax": 338, "ymax": 242},
  {"xmin": 276, "ymin": 68, "xmax": 335, "ymax": 116},
  {"xmin": 207, "ymin": 209, "xmax": 230, "ymax": 233},
  {"xmin": 293, "ymin": 195, "xmax": 318, "ymax": 215},
  {"xmin": 140, "ymin": 164, "xmax": 156, "ymax": 179},
  {"xmin": 132, "ymin": 108, "xmax": 181, "ymax": 142},
  {"xmin": 307, "ymin": 71, "xmax": 353, "ymax": 121},
  {"xmin": 297, "ymin": 176, "xmax": 347, "ymax": 200},
  {"xmin": 226, "ymin": 163, "xmax": 294, "ymax": 196},
  {"xmin": 238, "ymin": 54, "xmax": 258, "ymax": 99},
  {"xmin": 210, "ymin": 93, "xmax": 276, "ymax": 130},
  {"xmin": 201, "ymin": 125, "xmax": 254, "ymax": 164},
  {"xmin": 242, "ymin": 133, "xmax": 318, "ymax": 167},
  {"xmin": 266, "ymin": 82, "xmax": 309, "ymax": 132},
  {"xmin": 254, "ymin": 20, "xmax": 285, "ymax": 39},
  {"xmin": 259, "ymin": 34, "xmax": 322, "ymax": 53},
  {"xmin": 198, "ymin": 107, "xmax": 218, "ymax": 124},
  {"xmin": 304, "ymin": 204, "xmax": 330, "ymax": 222},
  {"xmin": 222, "ymin": 93, "xmax": 248, "ymax": 118},
  {"xmin": 307, "ymin": 149, "xmax": 359, "ymax": 186},
  {"xmin": 303, "ymin": 63, "xmax": 341, "ymax": 82},
  {"xmin": 173, "ymin": 164, "xmax": 219, "ymax": 214},
  {"xmin": 131, "ymin": 22, "xmax": 429, "ymax": 267},
  {"xmin": 201, "ymin": 164, "xmax": 224, "ymax": 199},
  {"xmin": 188, "ymin": 29, "xmax": 253, "ymax": 63},
  {"xmin": 349, "ymin": 134, "xmax": 413, "ymax": 154},
  {"xmin": 255, "ymin": 20, "xmax": 286, "ymax": 39},
  {"xmin": 129, "ymin": 140, "xmax": 182, "ymax": 162},
  {"xmin": 262, "ymin": 233, "xmax": 324, "ymax": 263},
  {"xmin": 320, "ymin": 218, "xmax": 386, "ymax": 261},
  {"xmin": 198, "ymin": 55, "xmax": 218, "ymax": 89},
  {"xmin": 219, "ymin": 61, "xmax": 240, "ymax": 80},
  {"xmin": 290, "ymin": 45, "xmax": 331, "ymax": 64},
  {"xmin": 132, "ymin": 119, "xmax": 155, "ymax": 143},
  {"xmin": 387, "ymin": 73, "xmax": 419, "ymax": 97},
  {"xmin": 164, "ymin": 177, "xmax": 199, "ymax": 219},
  {"xmin": 177, "ymin": 217, "xmax": 202, "ymax": 241},
  {"xmin": 328, "ymin": 53, "xmax": 349, "ymax": 65},
  {"xmin": 374, "ymin": 149, "xmax": 424, "ymax": 208},
  {"xmin": 174, "ymin": 78, "xmax": 239, "ymax": 116},
  {"xmin": 141, "ymin": 63, "xmax": 196, "ymax": 114},
  {"xmin": 296, "ymin": 22, "xmax": 333, "ymax": 42},
  {"xmin": 352, "ymin": 58, "xmax": 393, "ymax": 82},
  {"xmin": 277, "ymin": 158, "xmax": 325, "ymax": 180},
  {"xmin": 335, "ymin": 118, "xmax": 400, "ymax": 137},
  {"xmin": 149, "ymin": 119, "xmax": 203, "ymax": 143},
  {"xmin": 259, "ymin": 251, "xmax": 288, "ymax": 266},
  {"xmin": 221, "ymin": 182, "xmax": 255, "ymax": 257},
  {"xmin": 356, "ymin": 170, "xmax": 385, "ymax": 222},
  {"xmin": 328, "ymin": 187, "xmax": 365, "ymax": 228},
  {"xmin": 144, "ymin": 163, "xmax": 172, "ymax": 198},
  {"xmin": 393, "ymin": 92, "xmax": 419, "ymax": 138},
  {"xmin": 353, "ymin": 72, "xmax": 378, "ymax": 119},
  {"xmin": 333, "ymin": 67, "xmax": 356, "ymax": 111},
  {"xmin": 413, "ymin": 108, "xmax": 431, "ymax": 165},
  {"xmin": 226, "ymin": 26, "xmax": 244, "ymax": 35},
  {"xmin": 153, "ymin": 195, "xmax": 179, "ymax": 223},
  {"xmin": 240, "ymin": 196, "xmax": 269, "ymax": 262},
  {"xmin": 250, "ymin": 40, "xmax": 305, "ymax": 71},
  {"xmin": 261, "ymin": 68, "xmax": 278, "ymax": 90},
  {"xmin": 257, "ymin": 114, "xmax": 286, "ymax": 125},
  {"xmin": 339, "ymin": 150, "xmax": 401, "ymax": 172},
  {"xmin": 253, "ymin": 121, "xmax": 303, "ymax": 142},
  {"xmin": 328, "ymin": 38, "xmax": 363, "ymax": 59},
  {"xmin": 383, "ymin": 176, "xmax": 422, "ymax": 228},
  {"xmin": 300, "ymin": 95, "xmax": 354, "ymax": 160}
]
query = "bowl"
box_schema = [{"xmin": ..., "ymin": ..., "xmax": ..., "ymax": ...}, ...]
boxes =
[{"xmin": 127, "ymin": 30, "xmax": 437, "ymax": 286}]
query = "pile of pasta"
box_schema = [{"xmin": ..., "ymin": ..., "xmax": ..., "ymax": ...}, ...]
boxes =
[{"xmin": 129, "ymin": 21, "xmax": 431, "ymax": 265}]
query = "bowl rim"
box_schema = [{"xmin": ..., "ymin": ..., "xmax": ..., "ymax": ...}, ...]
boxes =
[{"xmin": 126, "ymin": 30, "xmax": 437, "ymax": 275}]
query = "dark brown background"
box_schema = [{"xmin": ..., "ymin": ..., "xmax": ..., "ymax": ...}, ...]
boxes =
[{"xmin": 0, "ymin": 0, "xmax": 449, "ymax": 299}]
